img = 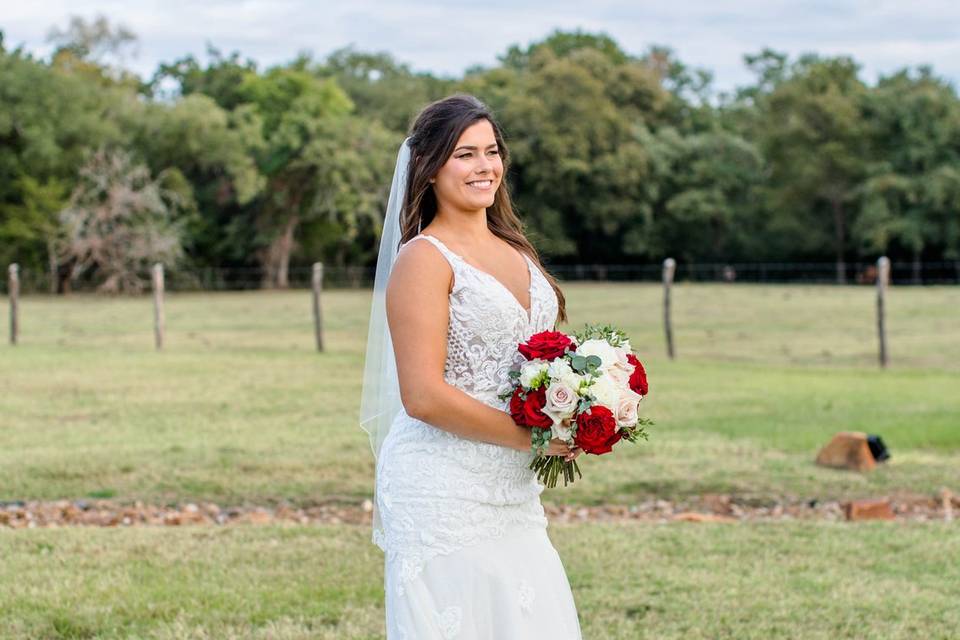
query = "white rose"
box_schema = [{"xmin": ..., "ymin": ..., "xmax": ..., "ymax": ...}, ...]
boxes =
[
  {"xmin": 519, "ymin": 359, "xmax": 549, "ymax": 388},
  {"xmin": 576, "ymin": 339, "xmax": 618, "ymax": 372},
  {"xmin": 543, "ymin": 381, "xmax": 578, "ymax": 425},
  {"xmin": 614, "ymin": 389, "xmax": 643, "ymax": 428},
  {"xmin": 607, "ymin": 346, "xmax": 635, "ymax": 387},
  {"xmin": 546, "ymin": 358, "xmax": 573, "ymax": 380},
  {"xmin": 588, "ymin": 372, "xmax": 621, "ymax": 408},
  {"xmin": 559, "ymin": 371, "xmax": 585, "ymax": 393},
  {"xmin": 551, "ymin": 417, "xmax": 575, "ymax": 442}
]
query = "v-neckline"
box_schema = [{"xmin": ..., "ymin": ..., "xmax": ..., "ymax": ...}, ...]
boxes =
[{"xmin": 419, "ymin": 233, "xmax": 534, "ymax": 323}]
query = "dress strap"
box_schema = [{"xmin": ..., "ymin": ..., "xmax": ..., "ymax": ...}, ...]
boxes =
[
  {"xmin": 403, "ymin": 234, "xmax": 463, "ymax": 294},
  {"xmin": 406, "ymin": 234, "xmax": 461, "ymax": 270}
]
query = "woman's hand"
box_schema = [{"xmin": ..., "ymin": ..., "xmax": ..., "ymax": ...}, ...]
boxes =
[{"xmin": 544, "ymin": 437, "xmax": 581, "ymax": 462}]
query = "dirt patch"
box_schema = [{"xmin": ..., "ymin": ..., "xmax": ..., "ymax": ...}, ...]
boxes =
[{"xmin": 2, "ymin": 490, "xmax": 956, "ymax": 529}]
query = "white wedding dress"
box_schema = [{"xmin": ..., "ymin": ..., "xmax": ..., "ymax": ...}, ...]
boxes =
[{"xmin": 374, "ymin": 233, "xmax": 583, "ymax": 639}]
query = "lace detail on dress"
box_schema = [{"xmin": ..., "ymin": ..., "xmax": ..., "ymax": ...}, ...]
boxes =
[
  {"xmin": 434, "ymin": 605, "xmax": 463, "ymax": 638},
  {"xmin": 413, "ymin": 233, "xmax": 557, "ymax": 404},
  {"xmin": 374, "ymin": 233, "xmax": 560, "ymax": 591},
  {"xmin": 518, "ymin": 579, "xmax": 536, "ymax": 614}
]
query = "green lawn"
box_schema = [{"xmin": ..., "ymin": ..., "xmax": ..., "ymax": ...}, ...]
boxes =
[
  {"xmin": 2, "ymin": 284, "xmax": 958, "ymax": 505},
  {"xmin": 1, "ymin": 283, "xmax": 958, "ymax": 638},
  {"xmin": 2, "ymin": 521, "xmax": 957, "ymax": 639}
]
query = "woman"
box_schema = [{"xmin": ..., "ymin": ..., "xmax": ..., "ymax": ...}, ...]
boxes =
[{"xmin": 360, "ymin": 94, "xmax": 583, "ymax": 638}]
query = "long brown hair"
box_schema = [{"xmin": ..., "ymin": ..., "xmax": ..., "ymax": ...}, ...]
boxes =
[{"xmin": 398, "ymin": 93, "xmax": 568, "ymax": 324}]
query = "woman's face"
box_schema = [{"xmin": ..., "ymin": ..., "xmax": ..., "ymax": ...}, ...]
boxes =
[{"xmin": 431, "ymin": 119, "xmax": 503, "ymax": 213}]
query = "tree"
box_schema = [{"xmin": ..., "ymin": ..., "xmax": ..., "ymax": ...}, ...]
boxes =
[
  {"xmin": 236, "ymin": 67, "xmax": 353, "ymax": 287},
  {"xmin": 0, "ymin": 40, "xmax": 130, "ymax": 276},
  {"xmin": 46, "ymin": 14, "xmax": 142, "ymax": 90},
  {"xmin": 0, "ymin": 174, "xmax": 68, "ymax": 292},
  {"xmin": 5, "ymin": 25, "xmax": 960, "ymax": 278},
  {"xmin": 150, "ymin": 44, "xmax": 260, "ymax": 108},
  {"xmin": 754, "ymin": 55, "xmax": 870, "ymax": 282},
  {"xmin": 647, "ymin": 130, "xmax": 765, "ymax": 262},
  {"xmin": 47, "ymin": 14, "xmax": 137, "ymax": 64},
  {"xmin": 319, "ymin": 46, "xmax": 453, "ymax": 133},
  {"xmin": 856, "ymin": 66, "xmax": 960, "ymax": 278},
  {"xmin": 464, "ymin": 35, "xmax": 670, "ymax": 260},
  {"xmin": 133, "ymin": 93, "xmax": 264, "ymax": 269},
  {"xmin": 55, "ymin": 147, "xmax": 186, "ymax": 293},
  {"xmin": 638, "ymin": 44, "xmax": 716, "ymax": 133}
]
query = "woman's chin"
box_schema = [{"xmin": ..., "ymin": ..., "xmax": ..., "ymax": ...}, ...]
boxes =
[
  {"xmin": 478, "ymin": 192, "xmax": 498, "ymax": 206},
  {"xmin": 459, "ymin": 197, "xmax": 495, "ymax": 211}
]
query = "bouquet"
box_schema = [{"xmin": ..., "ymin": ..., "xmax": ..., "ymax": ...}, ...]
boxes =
[{"xmin": 498, "ymin": 323, "xmax": 653, "ymax": 488}]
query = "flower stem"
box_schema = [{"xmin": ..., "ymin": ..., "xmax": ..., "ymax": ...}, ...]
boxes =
[{"xmin": 529, "ymin": 456, "xmax": 580, "ymax": 488}]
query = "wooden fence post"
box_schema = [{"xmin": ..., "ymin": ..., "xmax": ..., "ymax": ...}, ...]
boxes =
[
  {"xmin": 662, "ymin": 258, "xmax": 676, "ymax": 360},
  {"xmin": 8, "ymin": 263, "xmax": 19, "ymax": 346},
  {"xmin": 312, "ymin": 262, "xmax": 324, "ymax": 352},
  {"xmin": 876, "ymin": 256, "xmax": 890, "ymax": 368},
  {"xmin": 152, "ymin": 263, "xmax": 165, "ymax": 351}
]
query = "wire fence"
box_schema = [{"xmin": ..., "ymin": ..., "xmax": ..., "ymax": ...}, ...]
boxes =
[
  {"xmin": 549, "ymin": 260, "xmax": 960, "ymax": 285},
  {"xmin": 2, "ymin": 260, "xmax": 959, "ymax": 294},
  {"xmin": 4, "ymin": 258, "xmax": 957, "ymax": 372}
]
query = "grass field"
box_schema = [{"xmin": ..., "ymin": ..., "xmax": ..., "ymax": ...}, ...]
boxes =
[
  {"xmin": 3, "ymin": 522, "xmax": 958, "ymax": 639},
  {"xmin": 2, "ymin": 283, "xmax": 958, "ymax": 638}
]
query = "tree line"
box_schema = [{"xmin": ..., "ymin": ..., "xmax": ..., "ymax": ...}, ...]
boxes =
[{"xmin": 1, "ymin": 17, "xmax": 958, "ymax": 292}]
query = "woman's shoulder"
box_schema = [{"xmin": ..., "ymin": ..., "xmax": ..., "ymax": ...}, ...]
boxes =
[
  {"xmin": 391, "ymin": 235, "xmax": 456, "ymax": 294},
  {"xmin": 400, "ymin": 233, "xmax": 462, "ymax": 268},
  {"xmin": 399, "ymin": 234, "xmax": 448, "ymax": 261}
]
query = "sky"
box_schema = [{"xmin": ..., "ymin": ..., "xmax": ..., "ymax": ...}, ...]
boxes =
[{"xmin": 2, "ymin": 0, "xmax": 959, "ymax": 98}]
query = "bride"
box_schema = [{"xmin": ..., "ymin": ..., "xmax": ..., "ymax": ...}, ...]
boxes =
[{"xmin": 360, "ymin": 94, "xmax": 583, "ymax": 638}]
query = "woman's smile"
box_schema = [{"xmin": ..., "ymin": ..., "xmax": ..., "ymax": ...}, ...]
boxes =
[{"xmin": 466, "ymin": 179, "xmax": 494, "ymax": 191}]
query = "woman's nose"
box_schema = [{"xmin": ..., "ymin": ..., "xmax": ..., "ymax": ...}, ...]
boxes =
[{"xmin": 476, "ymin": 153, "xmax": 493, "ymax": 173}]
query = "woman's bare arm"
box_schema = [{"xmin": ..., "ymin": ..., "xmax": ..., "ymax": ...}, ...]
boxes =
[{"xmin": 386, "ymin": 239, "xmax": 570, "ymax": 456}]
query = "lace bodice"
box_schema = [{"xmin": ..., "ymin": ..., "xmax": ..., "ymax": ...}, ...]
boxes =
[
  {"xmin": 374, "ymin": 232, "xmax": 561, "ymax": 591},
  {"xmin": 406, "ymin": 233, "xmax": 559, "ymax": 408}
]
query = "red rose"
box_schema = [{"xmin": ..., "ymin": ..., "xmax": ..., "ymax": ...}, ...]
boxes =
[
  {"xmin": 509, "ymin": 387, "xmax": 526, "ymax": 425},
  {"xmin": 574, "ymin": 405, "xmax": 622, "ymax": 455},
  {"xmin": 509, "ymin": 386, "xmax": 553, "ymax": 429},
  {"xmin": 518, "ymin": 331, "xmax": 575, "ymax": 361},
  {"xmin": 626, "ymin": 353, "xmax": 649, "ymax": 396}
]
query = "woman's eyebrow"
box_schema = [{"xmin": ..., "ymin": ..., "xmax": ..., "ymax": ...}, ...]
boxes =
[{"xmin": 454, "ymin": 143, "xmax": 498, "ymax": 151}]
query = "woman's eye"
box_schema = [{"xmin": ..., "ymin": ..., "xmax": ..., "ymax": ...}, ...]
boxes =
[{"xmin": 456, "ymin": 150, "xmax": 498, "ymax": 159}]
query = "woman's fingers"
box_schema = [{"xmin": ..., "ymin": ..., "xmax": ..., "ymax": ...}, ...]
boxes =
[
  {"xmin": 547, "ymin": 438, "xmax": 570, "ymax": 456},
  {"xmin": 544, "ymin": 438, "xmax": 581, "ymax": 459}
]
